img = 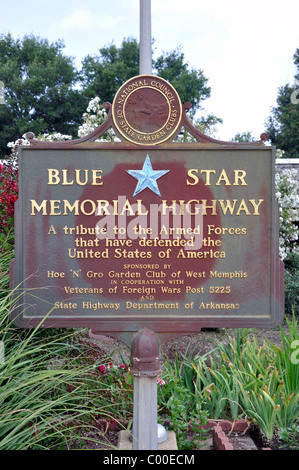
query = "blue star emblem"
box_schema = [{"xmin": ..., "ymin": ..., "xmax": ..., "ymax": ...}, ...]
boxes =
[{"xmin": 126, "ymin": 155, "xmax": 170, "ymax": 197}]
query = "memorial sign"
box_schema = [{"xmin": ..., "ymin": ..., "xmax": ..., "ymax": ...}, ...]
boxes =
[{"xmin": 10, "ymin": 75, "xmax": 284, "ymax": 342}]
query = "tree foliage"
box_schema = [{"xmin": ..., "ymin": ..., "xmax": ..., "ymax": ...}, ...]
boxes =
[
  {"xmin": 0, "ymin": 33, "xmax": 88, "ymax": 155},
  {"xmin": 80, "ymin": 37, "xmax": 140, "ymax": 104},
  {"xmin": 80, "ymin": 38, "xmax": 213, "ymax": 115},
  {"xmin": 230, "ymin": 131, "xmax": 256, "ymax": 142},
  {"xmin": 0, "ymin": 34, "xmax": 220, "ymax": 154},
  {"xmin": 265, "ymin": 48, "xmax": 299, "ymax": 157},
  {"xmin": 154, "ymin": 46, "xmax": 211, "ymax": 115}
]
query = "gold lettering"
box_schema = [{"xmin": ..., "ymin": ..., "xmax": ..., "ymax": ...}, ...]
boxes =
[
  {"xmin": 201, "ymin": 199, "xmax": 217, "ymax": 215},
  {"xmin": 92, "ymin": 170, "xmax": 103, "ymax": 185},
  {"xmin": 186, "ymin": 169, "xmax": 199, "ymax": 185},
  {"xmin": 236, "ymin": 199, "xmax": 251, "ymax": 216},
  {"xmin": 62, "ymin": 169, "xmax": 74, "ymax": 185},
  {"xmin": 200, "ymin": 169, "xmax": 216, "ymax": 185},
  {"xmin": 31, "ymin": 199, "xmax": 47, "ymax": 215},
  {"xmin": 177, "ymin": 249, "xmax": 226, "ymax": 259},
  {"xmin": 74, "ymin": 169, "xmax": 88, "ymax": 186},
  {"xmin": 218, "ymin": 199, "xmax": 237, "ymax": 215},
  {"xmin": 48, "ymin": 169, "xmax": 60, "ymax": 185},
  {"xmin": 234, "ymin": 170, "xmax": 247, "ymax": 186},
  {"xmin": 249, "ymin": 199, "xmax": 264, "ymax": 215},
  {"xmin": 215, "ymin": 169, "xmax": 231, "ymax": 186},
  {"xmin": 50, "ymin": 200, "xmax": 61, "ymax": 215},
  {"xmin": 120, "ymin": 199, "xmax": 135, "ymax": 216},
  {"xmin": 63, "ymin": 200, "xmax": 79, "ymax": 215},
  {"xmin": 161, "ymin": 200, "xmax": 178, "ymax": 215},
  {"xmin": 137, "ymin": 200, "xmax": 148, "ymax": 215},
  {"xmin": 29, "ymin": 197, "xmax": 264, "ymax": 217},
  {"xmin": 81, "ymin": 200, "xmax": 97, "ymax": 216},
  {"xmin": 186, "ymin": 199, "xmax": 201, "ymax": 215},
  {"xmin": 97, "ymin": 200, "xmax": 110, "ymax": 215},
  {"xmin": 48, "ymin": 169, "xmax": 104, "ymax": 186},
  {"xmin": 186, "ymin": 169, "xmax": 247, "ymax": 186},
  {"xmin": 48, "ymin": 225, "xmax": 57, "ymax": 235}
]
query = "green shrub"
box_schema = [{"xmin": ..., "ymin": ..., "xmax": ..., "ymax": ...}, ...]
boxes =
[{"xmin": 157, "ymin": 355, "xmax": 209, "ymax": 449}]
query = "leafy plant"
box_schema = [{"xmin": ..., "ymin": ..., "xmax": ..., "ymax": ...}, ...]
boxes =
[
  {"xmin": 278, "ymin": 422, "xmax": 299, "ymax": 450},
  {"xmin": 96, "ymin": 360, "xmax": 133, "ymax": 419},
  {"xmin": 157, "ymin": 356, "xmax": 209, "ymax": 450},
  {"xmin": 176, "ymin": 321, "xmax": 299, "ymax": 442},
  {"xmin": 240, "ymin": 388, "xmax": 280, "ymax": 440}
]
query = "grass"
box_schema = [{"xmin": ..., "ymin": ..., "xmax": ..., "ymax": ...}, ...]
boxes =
[{"xmin": 0, "ymin": 246, "xmax": 131, "ymax": 450}]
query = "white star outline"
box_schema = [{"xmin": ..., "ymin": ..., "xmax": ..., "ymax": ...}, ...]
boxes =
[{"xmin": 126, "ymin": 155, "xmax": 170, "ymax": 197}]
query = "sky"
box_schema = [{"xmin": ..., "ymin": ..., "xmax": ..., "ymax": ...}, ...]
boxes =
[{"xmin": 1, "ymin": 0, "xmax": 298, "ymax": 141}]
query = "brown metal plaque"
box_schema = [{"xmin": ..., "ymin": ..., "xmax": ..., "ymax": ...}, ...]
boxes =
[
  {"xmin": 112, "ymin": 75, "xmax": 182, "ymax": 145},
  {"xmin": 10, "ymin": 144, "xmax": 284, "ymax": 340}
]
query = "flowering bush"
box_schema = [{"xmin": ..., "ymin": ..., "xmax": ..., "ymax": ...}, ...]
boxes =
[
  {"xmin": 78, "ymin": 97, "xmax": 120, "ymax": 142},
  {"xmin": 275, "ymin": 168, "xmax": 299, "ymax": 260},
  {"xmin": 97, "ymin": 361, "xmax": 129, "ymax": 378},
  {"xmin": 36, "ymin": 132, "xmax": 72, "ymax": 142},
  {"xmin": 0, "ymin": 158, "xmax": 18, "ymax": 244},
  {"xmin": 7, "ymin": 136, "xmax": 30, "ymax": 159},
  {"xmin": 0, "ymin": 136, "xmax": 30, "ymax": 246},
  {"xmin": 96, "ymin": 361, "xmax": 133, "ymax": 418}
]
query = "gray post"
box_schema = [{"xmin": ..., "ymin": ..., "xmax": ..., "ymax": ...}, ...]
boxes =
[
  {"xmin": 139, "ymin": 0, "xmax": 152, "ymax": 75},
  {"xmin": 130, "ymin": 329, "xmax": 161, "ymax": 450}
]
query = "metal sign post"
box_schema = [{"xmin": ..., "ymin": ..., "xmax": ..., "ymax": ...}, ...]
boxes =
[
  {"xmin": 139, "ymin": 0, "xmax": 152, "ymax": 75},
  {"xmin": 130, "ymin": 329, "xmax": 161, "ymax": 450},
  {"xmin": 136, "ymin": 0, "xmax": 161, "ymax": 450}
]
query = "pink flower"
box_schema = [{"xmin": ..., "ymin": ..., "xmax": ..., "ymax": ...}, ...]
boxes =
[
  {"xmin": 157, "ymin": 378, "xmax": 165, "ymax": 386},
  {"xmin": 98, "ymin": 365, "xmax": 106, "ymax": 374}
]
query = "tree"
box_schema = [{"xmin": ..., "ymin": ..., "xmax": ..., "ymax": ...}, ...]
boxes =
[
  {"xmin": 0, "ymin": 33, "xmax": 88, "ymax": 156},
  {"xmin": 80, "ymin": 37, "xmax": 140, "ymax": 104},
  {"xmin": 154, "ymin": 46, "xmax": 211, "ymax": 115},
  {"xmin": 230, "ymin": 131, "xmax": 256, "ymax": 142},
  {"xmin": 0, "ymin": 34, "xmax": 221, "ymax": 153},
  {"xmin": 80, "ymin": 38, "xmax": 215, "ymax": 117},
  {"xmin": 265, "ymin": 48, "xmax": 299, "ymax": 157}
]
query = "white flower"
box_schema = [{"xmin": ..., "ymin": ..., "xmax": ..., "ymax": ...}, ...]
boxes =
[
  {"xmin": 275, "ymin": 167, "xmax": 299, "ymax": 260},
  {"xmin": 38, "ymin": 133, "xmax": 72, "ymax": 142},
  {"xmin": 78, "ymin": 96, "xmax": 120, "ymax": 142}
]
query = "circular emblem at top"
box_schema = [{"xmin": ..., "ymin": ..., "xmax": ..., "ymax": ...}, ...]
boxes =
[{"xmin": 112, "ymin": 75, "xmax": 182, "ymax": 146}]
